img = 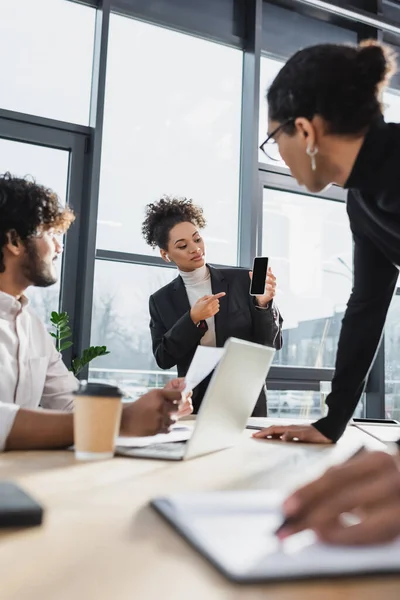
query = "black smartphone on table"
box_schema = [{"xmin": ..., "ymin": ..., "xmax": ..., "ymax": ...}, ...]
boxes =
[
  {"xmin": 250, "ymin": 257, "xmax": 269, "ymax": 296},
  {"xmin": 352, "ymin": 418, "xmax": 399, "ymax": 425},
  {"xmin": 0, "ymin": 481, "xmax": 43, "ymax": 528}
]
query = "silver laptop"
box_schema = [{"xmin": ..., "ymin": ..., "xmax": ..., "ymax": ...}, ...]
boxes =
[{"xmin": 116, "ymin": 338, "xmax": 275, "ymax": 461}]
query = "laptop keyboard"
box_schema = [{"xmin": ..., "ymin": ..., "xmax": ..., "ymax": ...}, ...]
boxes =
[{"xmin": 117, "ymin": 441, "xmax": 187, "ymax": 459}]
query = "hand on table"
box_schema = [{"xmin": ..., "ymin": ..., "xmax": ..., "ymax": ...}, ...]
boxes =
[
  {"xmin": 250, "ymin": 267, "xmax": 277, "ymax": 307},
  {"xmin": 277, "ymin": 450, "xmax": 400, "ymax": 545},
  {"xmin": 253, "ymin": 423, "xmax": 331, "ymax": 443},
  {"xmin": 190, "ymin": 293, "xmax": 226, "ymax": 324},
  {"xmin": 120, "ymin": 388, "xmax": 180, "ymax": 437},
  {"xmin": 163, "ymin": 377, "xmax": 193, "ymax": 418}
]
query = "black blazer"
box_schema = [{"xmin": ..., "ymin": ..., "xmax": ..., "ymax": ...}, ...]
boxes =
[{"xmin": 149, "ymin": 266, "xmax": 283, "ymax": 416}]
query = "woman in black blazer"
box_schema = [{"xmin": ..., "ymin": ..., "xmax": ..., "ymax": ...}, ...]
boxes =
[{"xmin": 142, "ymin": 197, "xmax": 283, "ymax": 416}]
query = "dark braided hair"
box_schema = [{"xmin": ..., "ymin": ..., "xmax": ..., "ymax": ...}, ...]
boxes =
[
  {"xmin": 268, "ymin": 40, "xmax": 397, "ymax": 136},
  {"xmin": 0, "ymin": 172, "xmax": 75, "ymax": 272},
  {"xmin": 142, "ymin": 196, "xmax": 206, "ymax": 250}
]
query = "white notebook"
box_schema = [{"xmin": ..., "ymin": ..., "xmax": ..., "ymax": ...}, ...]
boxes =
[
  {"xmin": 116, "ymin": 425, "xmax": 193, "ymax": 448},
  {"xmin": 352, "ymin": 423, "xmax": 400, "ymax": 443},
  {"xmin": 152, "ymin": 490, "xmax": 400, "ymax": 582}
]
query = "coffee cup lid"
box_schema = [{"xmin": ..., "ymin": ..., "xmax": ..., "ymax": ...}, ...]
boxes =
[{"xmin": 74, "ymin": 381, "xmax": 123, "ymax": 398}]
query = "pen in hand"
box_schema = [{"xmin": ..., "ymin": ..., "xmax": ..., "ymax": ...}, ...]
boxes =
[{"xmin": 274, "ymin": 445, "xmax": 366, "ymax": 539}]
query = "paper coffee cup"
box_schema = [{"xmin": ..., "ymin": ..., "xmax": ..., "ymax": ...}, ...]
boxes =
[{"xmin": 73, "ymin": 382, "xmax": 123, "ymax": 461}]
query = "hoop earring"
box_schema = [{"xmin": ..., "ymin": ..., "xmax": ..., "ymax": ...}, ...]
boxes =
[{"xmin": 306, "ymin": 145, "xmax": 318, "ymax": 171}]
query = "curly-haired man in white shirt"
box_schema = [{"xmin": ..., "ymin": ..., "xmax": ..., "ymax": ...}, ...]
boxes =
[{"xmin": 0, "ymin": 173, "xmax": 191, "ymax": 451}]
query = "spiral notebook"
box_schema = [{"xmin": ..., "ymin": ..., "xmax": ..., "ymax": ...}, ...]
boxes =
[{"xmin": 151, "ymin": 490, "xmax": 400, "ymax": 583}]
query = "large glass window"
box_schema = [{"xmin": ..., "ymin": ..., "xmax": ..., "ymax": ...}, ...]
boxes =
[
  {"xmin": 0, "ymin": 138, "xmax": 70, "ymax": 326},
  {"xmin": 97, "ymin": 15, "xmax": 243, "ymax": 265},
  {"xmin": 259, "ymin": 4, "xmax": 357, "ymax": 165},
  {"xmin": 0, "ymin": 0, "xmax": 95, "ymax": 124},
  {"xmin": 89, "ymin": 261, "xmax": 177, "ymax": 397},
  {"xmin": 262, "ymin": 189, "xmax": 352, "ymax": 368},
  {"xmin": 267, "ymin": 390, "xmax": 322, "ymax": 419},
  {"xmin": 385, "ymin": 293, "xmax": 400, "ymax": 420},
  {"xmin": 383, "ymin": 89, "xmax": 400, "ymax": 123},
  {"xmin": 373, "ymin": 89, "xmax": 400, "ymax": 418},
  {"xmin": 266, "ymin": 389, "xmax": 364, "ymax": 419}
]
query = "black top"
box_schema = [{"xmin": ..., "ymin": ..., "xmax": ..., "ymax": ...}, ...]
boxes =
[
  {"xmin": 314, "ymin": 118, "xmax": 400, "ymax": 442},
  {"xmin": 149, "ymin": 266, "xmax": 283, "ymax": 415}
]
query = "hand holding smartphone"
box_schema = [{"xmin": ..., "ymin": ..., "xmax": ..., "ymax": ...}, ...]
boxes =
[{"xmin": 249, "ymin": 257, "xmax": 269, "ymax": 296}]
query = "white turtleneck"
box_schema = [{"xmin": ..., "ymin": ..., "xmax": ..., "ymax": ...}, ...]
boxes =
[{"xmin": 179, "ymin": 265, "xmax": 216, "ymax": 347}]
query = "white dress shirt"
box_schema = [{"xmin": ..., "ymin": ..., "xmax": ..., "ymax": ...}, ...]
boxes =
[
  {"xmin": 0, "ymin": 291, "xmax": 78, "ymax": 451},
  {"xmin": 179, "ymin": 265, "xmax": 216, "ymax": 347}
]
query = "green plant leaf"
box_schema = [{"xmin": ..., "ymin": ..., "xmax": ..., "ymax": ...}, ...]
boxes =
[
  {"xmin": 59, "ymin": 330, "xmax": 71, "ymax": 338},
  {"xmin": 60, "ymin": 341, "xmax": 73, "ymax": 352},
  {"xmin": 74, "ymin": 346, "xmax": 109, "ymax": 373},
  {"xmin": 49, "ymin": 309, "xmax": 110, "ymax": 375},
  {"xmin": 59, "ymin": 331, "xmax": 72, "ymax": 341},
  {"xmin": 90, "ymin": 346, "xmax": 109, "ymax": 357},
  {"xmin": 72, "ymin": 357, "xmax": 82, "ymax": 376}
]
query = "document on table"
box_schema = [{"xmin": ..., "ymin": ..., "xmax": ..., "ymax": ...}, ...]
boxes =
[
  {"xmin": 352, "ymin": 423, "xmax": 400, "ymax": 443},
  {"xmin": 183, "ymin": 346, "xmax": 225, "ymax": 394},
  {"xmin": 152, "ymin": 490, "xmax": 400, "ymax": 582},
  {"xmin": 116, "ymin": 425, "xmax": 193, "ymax": 448},
  {"xmin": 247, "ymin": 417, "xmax": 313, "ymax": 430}
]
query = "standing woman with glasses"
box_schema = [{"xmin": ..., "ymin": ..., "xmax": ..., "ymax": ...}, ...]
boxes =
[
  {"xmin": 253, "ymin": 40, "xmax": 400, "ymax": 549},
  {"xmin": 254, "ymin": 40, "xmax": 399, "ymax": 444},
  {"xmin": 142, "ymin": 196, "xmax": 283, "ymax": 416}
]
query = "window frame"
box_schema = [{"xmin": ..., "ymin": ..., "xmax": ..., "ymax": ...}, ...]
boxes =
[
  {"xmin": 0, "ymin": 114, "xmax": 90, "ymax": 368},
  {"xmin": 258, "ymin": 168, "xmax": 348, "ymax": 388}
]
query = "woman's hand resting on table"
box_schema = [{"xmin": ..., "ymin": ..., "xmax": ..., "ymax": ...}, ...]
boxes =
[{"xmin": 253, "ymin": 423, "xmax": 331, "ymax": 443}]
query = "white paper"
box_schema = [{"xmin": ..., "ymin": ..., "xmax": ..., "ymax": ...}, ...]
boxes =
[
  {"xmin": 159, "ymin": 490, "xmax": 400, "ymax": 580},
  {"xmin": 116, "ymin": 425, "xmax": 193, "ymax": 448},
  {"xmin": 354, "ymin": 423, "xmax": 400, "ymax": 443},
  {"xmin": 184, "ymin": 346, "xmax": 225, "ymax": 394}
]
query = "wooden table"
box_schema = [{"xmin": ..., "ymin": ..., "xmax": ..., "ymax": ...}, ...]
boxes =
[{"xmin": 0, "ymin": 421, "xmax": 399, "ymax": 600}]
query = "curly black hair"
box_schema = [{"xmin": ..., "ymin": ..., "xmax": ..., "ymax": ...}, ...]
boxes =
[
  {"xmin": 142, "ymin": 196, "xmax": 206, "ymax": 250},
  {"xmin": 268, "ymin": 40, "xmax": 397, "ymax": 136},
  {"xmin": 0, "ymin": 172, "xmax": 75, "ymax": 272}
]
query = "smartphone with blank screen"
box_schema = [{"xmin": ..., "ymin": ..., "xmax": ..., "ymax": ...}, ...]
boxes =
[{"xmin": 250, "ymin": 257, "xmax": 269, "ymax": 296}]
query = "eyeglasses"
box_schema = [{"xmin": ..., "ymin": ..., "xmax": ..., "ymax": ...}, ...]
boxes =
[
  {"xmin": 259, "ymin": 118, "xmax": 295, "ymax": 162},
  {"xmin": 33, "ymin": 228, "xmax": 64, "ymax": 245}
]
